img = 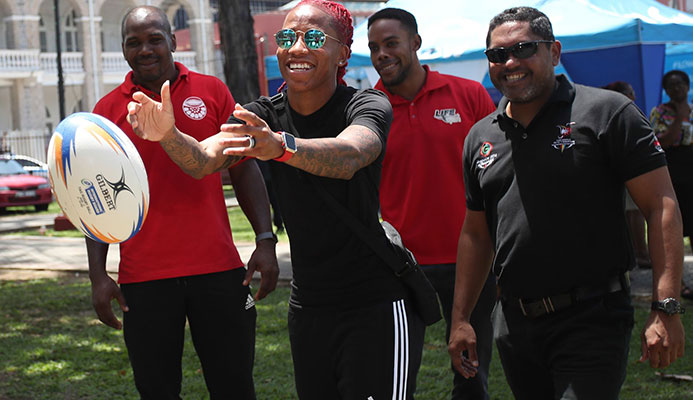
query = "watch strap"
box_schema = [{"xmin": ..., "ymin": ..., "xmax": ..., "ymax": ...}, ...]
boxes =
[
  {"xmin": 274, "ymin": 149, "xmax": 294, "ymax": 162},
  {"xmin": 274, "ymin": 131, "xmax": 296, "ymax": 162},
  {"xmin": 255, "ymin": 231, "xmax": 278, "ymax": 243},
  {"xmin": 651, "ymin": 298, "xmax": 685, "ymax": 315}
]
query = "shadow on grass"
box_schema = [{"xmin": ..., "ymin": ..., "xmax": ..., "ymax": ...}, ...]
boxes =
[
  {"xmin": 0, "ymin": 275, "xmax": 137, "ymax": 399},
  {"xmin": 1, "ymin": 276, "xmax": 691, "ymax": 399},
  {"xmin": 0, "ymin": 275, "xmax": 296, "ymax": 399}
]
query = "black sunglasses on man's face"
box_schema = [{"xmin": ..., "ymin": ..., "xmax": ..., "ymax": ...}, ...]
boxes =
[{"xmin": 484, "ymin": 40, "xmax": 554, "ymax": 64}]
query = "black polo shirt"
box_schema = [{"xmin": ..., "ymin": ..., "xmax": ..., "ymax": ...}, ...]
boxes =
[{"xmin": 463, "ymin": 75, "xmax": 667, "ymax": 299}]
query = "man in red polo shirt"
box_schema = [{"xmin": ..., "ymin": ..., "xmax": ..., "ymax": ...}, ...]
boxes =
[
  {"xmin": 368, "ymin": 8, "xmax": 496, "ymax": 400},
  {"xmin": 86, "ymin": 6, "xmax": 278, "ymax": 399}
]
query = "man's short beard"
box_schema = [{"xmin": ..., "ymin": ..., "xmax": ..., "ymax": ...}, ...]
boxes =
[
  {"xmin": 383, "ymin": 68, "xmax": 409, "ymax": 88},
  {"xmin": 504, "ymin": 86, "xmax": 540, "ymax": 103}
]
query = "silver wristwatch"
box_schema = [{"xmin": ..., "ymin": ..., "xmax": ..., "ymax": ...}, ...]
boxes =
[{"xmin": 651, "ymin": 298, "xmax": 685, "ymax": 315}]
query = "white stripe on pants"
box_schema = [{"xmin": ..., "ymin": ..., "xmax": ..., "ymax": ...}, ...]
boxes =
[{"xmin": 392, "ymin": 299, "xmax": 410, "ymax": 400}]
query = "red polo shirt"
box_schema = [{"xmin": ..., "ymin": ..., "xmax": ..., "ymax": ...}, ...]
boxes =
[
  {"xmin": 377, "ymin": 67, "xmax": 495, "ymax": 264},
  {"xmin": 93, "ymin": 62, "xmax": 244, "ymax": 283}
]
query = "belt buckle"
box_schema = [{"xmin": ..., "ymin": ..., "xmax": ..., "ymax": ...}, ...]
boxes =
[
  {"xmin": 518, "ymin": 297, "xmax": 556, "ymax": 318},
  {"xmin": 518, "ymin": 298, "xmax": 528, "ymax": 316},
  {"xmin": 543, "ymin": 297, "xmax": 556, "ymax": 314}
]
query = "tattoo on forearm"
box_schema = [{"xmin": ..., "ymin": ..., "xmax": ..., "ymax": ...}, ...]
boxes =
[
  {"xmin": 160, "ymin": 134, "xmax": 209, "ymax": 176},
  {"xmin": 293, "ymin": 126, "xmax": 381, "ymax": 179},
  {"xmin": 217, "ymin": 155, "xmax": 243, "ymax": 172}
]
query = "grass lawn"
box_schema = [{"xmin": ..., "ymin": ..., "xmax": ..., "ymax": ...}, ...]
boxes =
[
  {"xmin": 2, "ymin": 200, "xmax": 693, "ymax": 398},
  {"xmin": 1, "ymin": 276, "xmax": 692, "ymax": 399}
]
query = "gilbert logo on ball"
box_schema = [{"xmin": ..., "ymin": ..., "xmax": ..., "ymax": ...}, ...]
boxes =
[{"xmin": 47, "ymin": 112, "xmax": 149, "ymax": 243}]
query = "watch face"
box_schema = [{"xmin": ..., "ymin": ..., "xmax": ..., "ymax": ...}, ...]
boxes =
[
  {"xmin": 664, "ymin": 299, "xmax": 678, "ymax": 314},
  {"xmin": 284, "ymin": 133, "xmax": 297, "ymax": 153}
]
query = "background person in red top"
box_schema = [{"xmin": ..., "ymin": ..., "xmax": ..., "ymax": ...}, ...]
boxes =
[
  {"xmin": 87, "ymin": 6, "xmax": 278, "ymax": 399},
  {"xmin": 368, "ymin": 8, "xmax": 496, "ymax": 400}
]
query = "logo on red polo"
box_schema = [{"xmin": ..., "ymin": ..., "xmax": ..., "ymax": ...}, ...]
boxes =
[
  {"xmin": 182, "ymin": 97, "xmax": 207, "ymax": 120},
  {"xmin": 434, "ymin": 108, "xmax": 461, "ymax": 125}
]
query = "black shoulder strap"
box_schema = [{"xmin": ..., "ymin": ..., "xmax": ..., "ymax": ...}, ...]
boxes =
[
  {"xmin": 270, "ymin": 92, "xmax": 285, "ymax": 109},
  {"xmin": 266, "ymin": 92, "xmax": 410, "ymax": 277},
  {"xmin": 311, "ymin": 185, "xmax": 413, "ymax": 277}
]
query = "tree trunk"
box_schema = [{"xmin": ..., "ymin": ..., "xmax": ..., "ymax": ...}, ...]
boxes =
[{"xmin": 218, "ymin": 0, "xmax": 260, "ymax": 104}]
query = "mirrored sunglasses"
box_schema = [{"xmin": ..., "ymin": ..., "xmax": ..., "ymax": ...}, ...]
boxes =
[
  {"xmin": 484, "ymin": 40, "xmax": 554, "ymax": 63},
  {"xmin": 275, "ymin": 28, "xmax": 343, "ymax": 50}
]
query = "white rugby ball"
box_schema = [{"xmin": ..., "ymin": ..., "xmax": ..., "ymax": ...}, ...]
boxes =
[{"xmin": 47, "ymin": 112, "xmax": 149, "ymax": 243}]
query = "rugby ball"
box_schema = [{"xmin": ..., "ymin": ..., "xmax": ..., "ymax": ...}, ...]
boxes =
[{"xmin": 47, "ymin": 112, "xmax": 149, "ymax": 243}]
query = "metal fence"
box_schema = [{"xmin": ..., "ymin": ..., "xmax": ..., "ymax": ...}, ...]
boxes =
[{"xmin": 0, "ymin": 130, "xmax": 52, "ymax": 164}]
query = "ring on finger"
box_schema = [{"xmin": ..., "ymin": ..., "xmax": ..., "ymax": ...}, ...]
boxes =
[{"xmin": 246, "ymin": 135, "xmax": 256, "ymax": 149}]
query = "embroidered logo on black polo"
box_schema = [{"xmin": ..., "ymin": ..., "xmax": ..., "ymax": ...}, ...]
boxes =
[
  {"xmin": 182, "ymin": 96, "xmax": 207, "ymax": 120},
  {"xmin": 480, "ymin": 142, "xmax": 493, "ymax": 157},
  {"xmin": 552, "ymin": 122, "xmax": 576, "ymax": 152},
  {"xmin": 477, "ymin": 141, "xmax": 498, "ymax": 169},
  {"xmin": 653, "ymin": 137, "xmax": 664, "ymax": 153},
  {"xmin": 434, "ymin": 108, "xmax": 461, "ymax": 124}
]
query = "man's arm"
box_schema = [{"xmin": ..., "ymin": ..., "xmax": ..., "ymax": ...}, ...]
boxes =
[
  {"xmin": 126, "ymin": 80, "xmax": 242, "ymax": 179},
  {"xmin": 220, "ymin": 105, "xmax": 382, "ymax": 180},
  {"xmin": 448, "ymin": 210, "xmax": 495, "ymax": 378},
  {"xmin": 285, "ymin": 125, "xmax": 381, "ymax": 180},
  {"xmin": 625, "ymin": 166, "xmax": 685, "ymax": 368},
  {"xmin": 85, "ymin": 238, "xmax": 128, "ymax": 330},
  {"xmin": 228, "ymin": 160, "xmax": 279, "ymax": 300}
]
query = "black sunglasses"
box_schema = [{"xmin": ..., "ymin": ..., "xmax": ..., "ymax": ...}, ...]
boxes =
[
  {"xmin": 275, "ymin": 28, "xmax": 343, "ymax": 50},
  {"xmin": 484, "ymin": 40, "xmax": 554, "ymax": 63}
]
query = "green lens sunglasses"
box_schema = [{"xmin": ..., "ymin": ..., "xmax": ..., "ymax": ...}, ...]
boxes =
[{"xmin": 275, "ymin": 28, "xmax": 344, "ymax": 50}]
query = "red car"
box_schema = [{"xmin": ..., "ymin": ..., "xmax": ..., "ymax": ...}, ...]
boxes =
[{"xmin": 0, "ymin": 158, "xmax": 52, "ymax": 212}]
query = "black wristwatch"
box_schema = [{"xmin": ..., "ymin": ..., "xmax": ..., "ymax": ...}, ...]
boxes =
[{"xmin": 651, "ymin": 298, "xmax": 686, "ymax": 315}]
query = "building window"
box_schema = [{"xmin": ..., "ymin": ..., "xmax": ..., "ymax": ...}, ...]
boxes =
[
  {"xmin": 39, "ymin": 17, "xmax": 47, "ymax": 52},
  {"xmin": 45, "ymin": 107, "xmax": 52, "ymax": 132},
  {"xmin": 64, "ymin": 9, "xmax": 80, "ymax": 52},
  {"xmin": 209, "ymin": 0, "xmax": 219, "ymax": 22},
  {"xmin": 40, "ymin": 9, "xmax": 81, "ymax": 52},
  {"xmin": 173, "ymin": 6, "xmax": 189, "ymax": 30}
]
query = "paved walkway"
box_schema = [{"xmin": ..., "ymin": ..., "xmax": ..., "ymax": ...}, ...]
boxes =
[
  {"xmin": 0, "ymin": 212, "xmax": 293, "ymax": 282},
  {"xmin": 0, "ymin": 213, "xmax": 57, "ymax": 234}
]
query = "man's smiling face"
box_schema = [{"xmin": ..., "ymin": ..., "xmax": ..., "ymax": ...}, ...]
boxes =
[{"xmin": 487, "ymin": 21, "xmax": 559, "ymax": 105}]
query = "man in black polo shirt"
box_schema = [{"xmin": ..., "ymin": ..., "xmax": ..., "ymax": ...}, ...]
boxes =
[{"xmin": 448, "ymin": 7, "xmax": 685, "ymax": 399}]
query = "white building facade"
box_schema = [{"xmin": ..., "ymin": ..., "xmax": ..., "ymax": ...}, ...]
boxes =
[{"xmin": 0, "ymin": 0, "xmax": 216, "ymax": 136}]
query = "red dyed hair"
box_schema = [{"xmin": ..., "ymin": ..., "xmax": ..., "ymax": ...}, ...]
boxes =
[{"xmin": 278, "ymin": 0, "xmax": 353, "ymax": 92}]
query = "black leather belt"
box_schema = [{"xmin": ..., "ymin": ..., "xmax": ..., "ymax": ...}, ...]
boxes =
[{"xmin": 504, "ymin": 273, "xmax": 630, "ymax": 319}]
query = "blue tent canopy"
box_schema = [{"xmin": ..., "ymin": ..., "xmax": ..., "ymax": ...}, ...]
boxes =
[{"xmin": 349, "ymin": 0, "xmax": 693, "ymax": 113}]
